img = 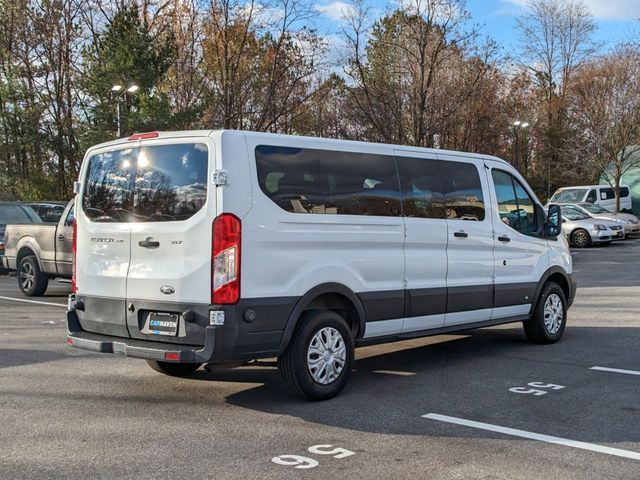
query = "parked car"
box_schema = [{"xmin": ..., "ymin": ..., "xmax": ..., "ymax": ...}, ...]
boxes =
[
  {"xmin": 0, "ymin": 202, "xmax": 42, "ymax": 274},
  {"xmin": 24, "ymin": 201, "xmax": 68, "ymax": 223},
  {"xmin": 561, "ymin": 205, "xmax": 624, "ymax": 247},
  {"xmin": 559, "ymin": 202, "xmax": 640, "ymax": 238},
  {"xmin": 549, "ymin": 185, "xmax": 632, "ymax": 212},
  {"xmin": 2, "ymin": 199, "xmax": 74, "ymax": 296},
  {"xmin": 66, "ymin": 130, "xmax": 576, "ymax": 401}
]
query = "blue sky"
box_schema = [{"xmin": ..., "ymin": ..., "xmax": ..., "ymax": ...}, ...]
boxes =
[
  {"xmin": 312, "ymin": 0, "xmax": 640, "ymax": 58},
  {"xmin": 466, "ymin": 0, "xmax": 640, "ymax": 51}
]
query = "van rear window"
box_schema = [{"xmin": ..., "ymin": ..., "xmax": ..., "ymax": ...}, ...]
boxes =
[{"xmin": 82, "ymin": 143, "xmax": 208, "ymax": 222}]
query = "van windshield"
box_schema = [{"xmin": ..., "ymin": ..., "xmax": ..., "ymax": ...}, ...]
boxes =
[
  {"xmin": 550, "ymin": 188, "xmax": 588, "ymax": 203},
  {"xmin": 82, "ymin": 143, "xmax": 208, "ymax": 222}
]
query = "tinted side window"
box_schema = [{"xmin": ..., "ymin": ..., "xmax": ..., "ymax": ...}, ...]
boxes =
[
  {"xmin": 620, "ymin": 186, "xmax": 630, "ymax": 197},
  {"xmin": 255, "ymin": 145, "xmax": 401, "ymax": 217},
  {"xmin": 600, "ymin": 188, "xmax": 615, "ymax": 200},
  {"xmin": 492, "ymin": 170, "xmax": 538, "ymax": 236},
  {"xmin": 441, "ymin": 161, "xmax": 485, "ymax": 221},
  {"xmin": 586, "ymin": 189, "xmax": 597, "ymax": 202},
  {"xmin": 396, "ymin": 156, "xmax": 445, "ymax": 219}
]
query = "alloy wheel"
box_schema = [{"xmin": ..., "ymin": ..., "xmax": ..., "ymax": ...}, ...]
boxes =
[
  {"xmin": 20, "ymin": 262, "xmax": 35, "ymax": 293},
  {"xmin": 307, "ymin": 327, "xmax": 347, "ymax": 385},
  {"xmin": 543, "ymin": 293, "xmax": 563, "ymax": 335}
]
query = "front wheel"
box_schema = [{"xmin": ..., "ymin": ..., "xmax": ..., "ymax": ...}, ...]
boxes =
[
  {"xmin": 279, "ymin": 310, "xmax": 354, "ymax": 401},
  {"xmin": 146, "ymin": 360, "xmax": 202, "ymax": 377},
  {"xmin": 570, "ymin": 229, "xmax": 591, "ymax": 248},
  {"xmin": 18, "ymin": 255, "xmax": 48, "ymax": 297},
  {"xmin": 523, "ymin": 282, "xmax": 567, "ymax": 344}
]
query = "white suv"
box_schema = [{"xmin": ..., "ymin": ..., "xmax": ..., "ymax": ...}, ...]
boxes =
[{"xmin": 67, "ymin": 130, "xmax": 576, "ymax": 400}]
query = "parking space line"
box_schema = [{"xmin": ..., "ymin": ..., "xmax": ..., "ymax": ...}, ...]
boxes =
[
  {"xmin": 590, "ymin": 366, "xmax": 640, "ymax": 377},
  {"xmin": 0, "ymin": 295, "xmax": 67, "ymax": 308},
  {"xmin": 373, "ymin": 370, "xmax": 416, "ymax": 376},
  {"xmin": 422, "ymin": 413, "xmax": 640, "ymax": 461}
]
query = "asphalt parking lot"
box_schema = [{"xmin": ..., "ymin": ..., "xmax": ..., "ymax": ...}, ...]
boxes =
[{"xmin": 1, "ymin": 241, "xmax": 639, "ymax": 479}]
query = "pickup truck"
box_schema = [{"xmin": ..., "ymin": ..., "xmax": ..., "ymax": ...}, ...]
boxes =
[{"xmin": 2, "ymin": 199, "xmax": 74, "ymax": 296}]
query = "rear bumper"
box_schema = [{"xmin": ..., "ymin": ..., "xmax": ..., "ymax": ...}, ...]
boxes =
[{"xmin": 66, "ymin": 295, "xmax": 295, "ymax": 363}]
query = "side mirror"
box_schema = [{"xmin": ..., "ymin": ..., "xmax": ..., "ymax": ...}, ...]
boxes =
[{"xmin": 546, "ymin": 204, "xmax": 562, "ymax": 237}]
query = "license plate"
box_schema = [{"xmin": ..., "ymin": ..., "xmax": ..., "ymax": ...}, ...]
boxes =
[{"xmin": 147, "ymin": 312, "xmax": 179, "ymax": 336}]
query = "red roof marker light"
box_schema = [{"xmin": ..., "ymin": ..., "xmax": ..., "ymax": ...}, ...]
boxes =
[{"xmin": 127, "ymin": 131, "xmax": 160, "ymax": 141}]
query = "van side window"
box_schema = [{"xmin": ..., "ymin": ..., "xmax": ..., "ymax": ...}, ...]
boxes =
[
  {"xmin": 492, "ymin": 170, "xmax": 538, "ymax": 236},
  {"xmin": 586, "ymin": 189, "xmax": 597, "ymax": 202},
  {"xmin": 255, "ymin": 145, "xmax": 401, "ymax": 217},
  {"xmin": 620, "ymin": 186, "xmax": 629, "ymax": 197},
  {"xmin": 600, "ymin": 188, "xmax": 615, "ymax": 200},
  {"xmin": 396, "ymin": 156, "xmax": 446, "ymax": 219},
  {"xmin": 440, "ymin": 161, "xmax": 485, "ymax": 221}
]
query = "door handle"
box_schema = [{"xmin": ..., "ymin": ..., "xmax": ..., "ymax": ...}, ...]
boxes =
[
  {"xmin": 453, "ymin": 231, "xmax": 468, "ymax": 238},
  {"xmin": 57, "ymin": 234, "xmax": 65, "ymax": 241},
  {"xmin": 498, "ymin": 235, "xmax": 511, "ymax": 243},
  {"xmin": 138, "ymin": 238, "xmax": 160, "ymax": 248}
]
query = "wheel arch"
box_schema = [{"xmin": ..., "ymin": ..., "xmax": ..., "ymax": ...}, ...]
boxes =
[
  {"xmin": 16, "ymin": 244, "xmax": 41, "ymax": 270},
  {"xmin": 278, "ymin": 283, "xmax": 366, "ymax": 353},
  {"xmin": 529, "ymin": 266, "xmax": 574, "ymax": 315}
]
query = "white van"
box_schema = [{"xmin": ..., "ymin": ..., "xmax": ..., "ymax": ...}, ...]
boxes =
[
  {"xmin": 67, "ymin": 130, "xmax": 576, "ymax": 400},
  {"xmin": 549, "ymin": 185, "xmax": 632, "ymax": 212}
]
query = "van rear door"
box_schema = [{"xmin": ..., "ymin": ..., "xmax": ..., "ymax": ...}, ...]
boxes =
[
  {"xmin": 76, "ymin": 145, "xmax": 137, "ymax": 337},
  {"xmin": 124, "ymin": 139, "xmax": 212, "ymax": 345}
]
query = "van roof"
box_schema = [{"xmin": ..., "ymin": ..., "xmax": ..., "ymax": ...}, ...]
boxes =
[{"xmin": 86, "ymin": 129, "xmax": 512, "ymax": 167}]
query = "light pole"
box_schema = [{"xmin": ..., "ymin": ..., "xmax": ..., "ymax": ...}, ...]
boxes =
[
  {"xmin": 112, "ymin": 84, "xmax": 139, "ymax": 137},
  {"xmin": 511, "ymin": 120, "xmax": 529, "ymax": 173}
]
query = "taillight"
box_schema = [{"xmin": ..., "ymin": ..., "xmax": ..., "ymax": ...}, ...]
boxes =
[
  {"xmin": 72, "ymin": 219, "xmax": 77, "ymax": 293},
  {"xmin": 212, "ymin": 214, "xmax": 241, "ymax": 304}
]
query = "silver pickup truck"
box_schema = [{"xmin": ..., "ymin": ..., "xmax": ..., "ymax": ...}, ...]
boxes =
[{"xmin": 2, "ymin": 199, "xmax": 74, "ymax": 296}]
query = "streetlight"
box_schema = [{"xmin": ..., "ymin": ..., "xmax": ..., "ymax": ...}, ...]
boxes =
[
  {"xmin": 511, "ymin": 120, "xmax": 529, "ymax": 173},
  {"xmin": 111, "ymin": 83, "xmax": 139, "ymax": 137}
]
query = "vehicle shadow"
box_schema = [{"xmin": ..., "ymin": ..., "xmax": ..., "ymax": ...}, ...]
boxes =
[{"xmin": 194, "ymin": 325, "xmax": 640, "ymax": 443}]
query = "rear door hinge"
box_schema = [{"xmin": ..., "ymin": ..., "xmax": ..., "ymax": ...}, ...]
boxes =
[{"xmin": 212, "ymin": 170, "xmax": 227, "ymax": 186}]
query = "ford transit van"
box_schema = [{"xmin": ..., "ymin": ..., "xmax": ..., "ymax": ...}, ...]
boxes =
[{"xmin": 67, "ymin": 130, "xmax": 576, "ymax": 400}]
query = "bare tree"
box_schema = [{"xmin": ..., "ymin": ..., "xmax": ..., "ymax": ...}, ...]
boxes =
[
  {"xmin": 569, "ymin": 48, "xmax": 640, "ymax": 211},
  {"xmin": 343, "ymin": 0, "xmax": 497, "ymax": 147},
  {"xmin": 516, "ymin": 0, "xmax": 598, "ymax": 196}
]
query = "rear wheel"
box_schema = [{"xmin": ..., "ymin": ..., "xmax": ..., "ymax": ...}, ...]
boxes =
[
  {"xmin": 279, "ymin": 310, "xmax": 354, "ymax": 401},
  {"xmin": 570, "ymin": 229, "xmax": 591, "ymax": 248},
  {"xmin": 18, "ymin": 255, "xmax": 48, "ymax": 297},
  {"xmin": 523, "ymin": 282, "xmax": 567, "ymax": 344},
  {"xmin": 146, "ymin": 360, "xmax": 202, "ymax": 377}
]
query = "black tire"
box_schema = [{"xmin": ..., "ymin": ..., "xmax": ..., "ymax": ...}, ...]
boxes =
[
  {"xmin": 18, "ymin": 255, "xmax": 48, "ymax": 297},
  {"xmin": 523, "ymin": 282, "xmax": 567, "ymax": 344},
  {"xmin": 278, "ymin": 310, "xmax": 354, "ymax": 401},
  {"xmin": 570, "ymin": 229, "xmax": 591, "ymax": 248},
  {"xmin": 146, "ymin": 360, "xmax": 202, "ymax": 377}
]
